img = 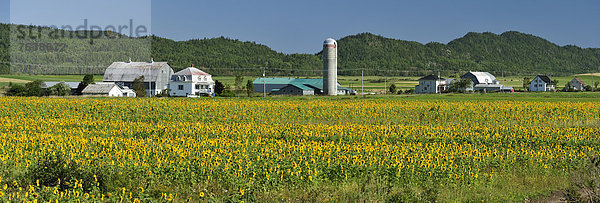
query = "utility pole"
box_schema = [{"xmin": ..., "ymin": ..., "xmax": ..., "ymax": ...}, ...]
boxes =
[
  {"xmin": 384, "ymin": 74, "xmax": 387, "ymax": 95},
  {"xmin": 263, "ymin": 68, "xmax": 266, "ymax": 98},
  {"xmin": 437, "ymin": 71, "xmax": 440, "ymax": 94},
  {"xmin": 361, "ymin": 69, "xmax": 364, "ymax": 95}
]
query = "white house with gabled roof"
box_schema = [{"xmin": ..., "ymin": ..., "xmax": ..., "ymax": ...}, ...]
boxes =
[
  {"xmin": 415, "ymin": 75, "xmax": 450, "ymax": 94},
  {"xmin": 529, "ymin": 75, "xmax": 555, "ymax": 92},
  {"xmin": 169, "ymin": 66, "xmax": 215, "ymax": 97}
]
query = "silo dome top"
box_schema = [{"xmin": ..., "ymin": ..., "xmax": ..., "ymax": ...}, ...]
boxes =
[{"xmin": 324, "ymin": 38, "xmax": 337, "ymax": 45}]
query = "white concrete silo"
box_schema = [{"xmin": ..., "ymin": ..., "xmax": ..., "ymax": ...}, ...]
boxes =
[{"xmin": 323, "ymin": 38, "xmax": 338, "ymax": 96}]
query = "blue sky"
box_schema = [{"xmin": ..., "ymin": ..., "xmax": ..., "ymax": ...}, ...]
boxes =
[{"xmin": 1, "ymin": 0, "xmax": 599, "ymax": 54}]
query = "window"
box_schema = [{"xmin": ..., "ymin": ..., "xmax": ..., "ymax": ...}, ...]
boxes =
[
  {"xmin": 195, "ymin": 84, "xmax": 200, "ymax": 89},
  {"xmin": 178, "ymin": 85, "xmax": 184, "ymax": 90}
]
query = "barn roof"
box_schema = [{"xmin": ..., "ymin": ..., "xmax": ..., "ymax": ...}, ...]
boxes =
[
  {"xmin": 253, "ymin": 77, "xmax": 354, "ymax": 92},
  {"xmin": 103, "ymin": 62, "xmax": 172, "ymax": 82},
  {"xmin": 292, "ymin": 79, "xmax": 323, "ymax": 89},
  {"xmin": 173, "ymin": 67, "xmax": 210, "ymax": 76},
  {"xmin": 253, "ymin": 78, "xmax": 296, "ymax": 84},
  {"xmin": 462, "ymin": 72, "xmax": 498, "ymax": 84},
  {"xmin": 82, "ymin": 83, "xmax": 119, "ymax": 94},
  {"xmin": 285, "ymin": 83, "xmax": 314, "ymax": 91},
  {"xmin": 536, "ymin": 75, "xmax": 553, "ymax": 84},
  {"xmin": 40, "ymin": 82, "xmax": 81, "ymax": 89},
  {"xmin": 572, "ymin": 77, "xmax": 585, "ymax": 85}
]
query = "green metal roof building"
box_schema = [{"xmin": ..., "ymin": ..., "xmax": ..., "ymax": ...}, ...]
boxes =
[{"xmin": 253, "ymin": 78, "xmax": 355, "ymax": 96}]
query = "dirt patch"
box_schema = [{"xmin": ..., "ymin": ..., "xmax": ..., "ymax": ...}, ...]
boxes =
[
  {"xmin": 576, "ymin": 73, "xmax": 600, "ymax": 77},
  {"xmin": 529, "ymin": 191, "xmax": 567, "ymax": 203},
  {"xmin": 0, "ymin": 77, "xmax": 30, "ymax": 83}
]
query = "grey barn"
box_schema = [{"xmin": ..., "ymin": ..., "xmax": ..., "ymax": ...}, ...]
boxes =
[{"xmin": 102, "ymin": 60, "xmax": 174, "ymax": 96}]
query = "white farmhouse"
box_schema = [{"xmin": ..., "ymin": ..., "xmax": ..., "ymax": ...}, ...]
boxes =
[
  {"xmin": 415, "ymin": 75, "xmax": 449, "ymax": 94},
  {"xmin": 169, "ymin": 67, "xmax": 215, "ymax": 97},
  {"xmin": 529, "ymin": 75, "xmax": 555, "ymax": 92},
  {"xmin": 82, "ymin": 82, "xmax": 136, "ymax": 97}
]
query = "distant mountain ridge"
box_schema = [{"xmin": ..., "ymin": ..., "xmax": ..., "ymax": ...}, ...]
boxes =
[
  {"xmin": 1, "ymin": 23, "xmax": 599, "ymax": 76},
  {"xmin": 333, "ymin": 32, "xmax": 600, "ymax": 76}
]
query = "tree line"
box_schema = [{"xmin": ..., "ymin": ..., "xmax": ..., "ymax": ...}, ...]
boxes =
[{"xmin": 1, "ymin": 23, "xmax": 600, "ymax": 76}]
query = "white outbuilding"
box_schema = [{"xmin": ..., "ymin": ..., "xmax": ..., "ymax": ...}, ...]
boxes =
[
  {"xmin": 82, "ymin": 82, "xmax": 136, "ymax": 97},
  {"xmin": 169, "ymin": 67, "xmax": 215, "ymax": 97}
]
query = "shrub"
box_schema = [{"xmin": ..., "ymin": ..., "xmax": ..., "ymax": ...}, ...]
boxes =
[
  {"xmin": 6, "ymin": 84, "xmax": 28, "ymax": 96},
  {"xmin": 25, "ymin": 80, "xmax": 46, "ymax": 96},
  {"xmin": 219, "ymin": 89, "xmax": 236, "ymax": 97},
  {"xmin": 567, "ymin": 156, "xmax": 600, "ymax": 202},
  {"xmin": 48, "ymin": 83, "xmax": 71, "ymax": 96},
  {"xmin": 26, "ymin": 152, "xmax": 105, "ymax": 193}
]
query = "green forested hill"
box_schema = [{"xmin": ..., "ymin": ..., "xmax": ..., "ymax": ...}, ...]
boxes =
[
  {"xmin": 335, "ymin": 32, "xmax": 600, "ymax": 76},
  {"xmin": 150, "ymin": 36, "xmax": 321, "ymax": 76},
  {"xmin": 0, "ymin": 22, "xmax": 599, "ymax": 76},
  {"xmin": 0, "ymin": 23, "xmax": 9, "ymax": 74}
]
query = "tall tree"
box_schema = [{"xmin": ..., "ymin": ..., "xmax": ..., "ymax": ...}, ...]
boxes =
[
  {"xmin": 449, "ymin": 78, "xmax": 473, "ymax": 93},
  {"xmin": 522, "ymin": 77, "xmax": 531, "ymax": 90},
  {"xmin": 76, "ymin": 74, "xmax": 95, "ymax": 95},
  {"xmin": 234, "ymin": 75, "xmax": 244, "ymax": 97},
  {"xmin": 133, "ymin": 76, "xmax": 146, "ymax": 97},
  {"xmin": 214, "ymin": 80, "xmax": 225, "ymax": 95},
  {"xmin": 245, "ymin": 80, "xmax": 254, "ymax": 97},
  {"xmin": 388, "ymin": 84, "xmax": 397, "ymax": 94}
]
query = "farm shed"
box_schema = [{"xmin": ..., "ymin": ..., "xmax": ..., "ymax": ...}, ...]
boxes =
[
  {"xmin": 255, "ymin": 78, "xmax": 355, "ymax": 95},
  {"xmin": 82, "ymin": 82, "xmax": 136, "ymax": 97},
  {"xmin": 271, "ymin": 84, "xmax": 315, "ymax": 96}
]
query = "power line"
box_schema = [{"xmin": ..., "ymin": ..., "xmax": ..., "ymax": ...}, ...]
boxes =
[{"xmin": 0, "ymin": 61, "xmax": 585, "ymax": 77}]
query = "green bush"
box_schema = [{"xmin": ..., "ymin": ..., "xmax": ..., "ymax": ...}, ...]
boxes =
[
  {"xmin": 26, "ymin": 152, "xmax": 105, "ymax": 193},
  {"xmin": 48, "ymin": 83, "xmax": 71, "ymax": 96},
  {"xmin": 219, "ymin": 89, "xmax": 236, "ymax": 97}
]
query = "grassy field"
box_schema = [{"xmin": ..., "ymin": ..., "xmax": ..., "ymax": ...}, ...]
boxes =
[{"xmin": 0, "ymin": 93, "xmax": 599, "ymax": 202}]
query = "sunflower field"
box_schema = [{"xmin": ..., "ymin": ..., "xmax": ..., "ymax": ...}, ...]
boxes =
[{"xmin": 0, "ymin": 96, "xmax": 599, "ymax": 201}]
